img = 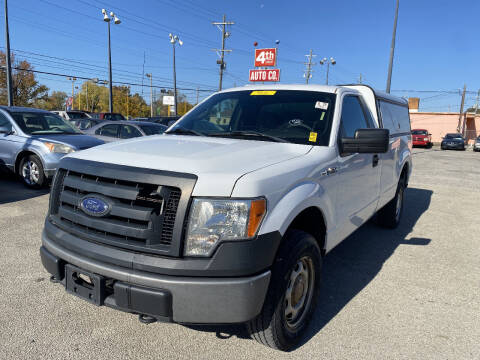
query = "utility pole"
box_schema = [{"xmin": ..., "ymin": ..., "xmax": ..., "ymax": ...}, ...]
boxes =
[
  {"xmin": 359, "ymin": 73, "xmax": 363, "ymax": 84},
  {"xmin": 196, "ymin": 87, "xmax": 199, "ymax": 105},
  {"xmin": 4, "ymin": 0, "xmax": 13, "ymax": 106},
  {"xmin": 102, "ymin": 9, "xmax": 121, "ymax": 113},
  {"xmin": 303, "ymin": 49, "xmax": 315, "ymax": 84},
  {"xmin": 457, "ymin": 84, "xmax": 466, "ymax": 133},
  {"xmin": 146, "ymin": 73, "xmax": 153, "ymax": 117},
  {"xmin": 474, "ymin": 89, "xmax": 480, "ymax": 115},
  {"xmin": 212, "ymin": 15, "xmax": 234, "ymax": 91},
  {"xmin": 386, "ymin": 0, "xmax": 400, "ymax": 93}
]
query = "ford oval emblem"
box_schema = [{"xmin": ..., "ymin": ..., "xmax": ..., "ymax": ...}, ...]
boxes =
[{"xmin": 79, "ymin": 195, "xmax": 111, "ymax": 217}]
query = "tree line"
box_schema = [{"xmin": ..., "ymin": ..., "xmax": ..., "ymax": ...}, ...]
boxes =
[{"xmin": 0, "ymin": 51, "xmax": 195, "ymax": 118}]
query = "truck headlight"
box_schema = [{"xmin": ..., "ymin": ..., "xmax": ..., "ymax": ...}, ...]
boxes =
[
  {"xmin": 184, "ymin": 198, "xmax": 266, "ymax": 257},
  {"xmin": 44, "ymin": 142, "xmax": 75, "ymax": 154},
  {"xmin": 423, "ymin": 137, "xmax": 429, "ymax": 141}
]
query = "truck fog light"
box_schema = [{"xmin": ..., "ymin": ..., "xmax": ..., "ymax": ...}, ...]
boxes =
[{"xmin": 184, "ymin": 198, "xmax": 266, "ymax": 257}]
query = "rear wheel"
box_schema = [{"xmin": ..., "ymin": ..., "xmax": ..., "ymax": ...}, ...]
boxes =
[
  {"xmin": 247, "ymin": 230, "xmax": 322, "ymax": 351},
  {"xmin": 377, "ymin": 176, "xmax": 406, "ymax": 229},
  {"xmin": 19, "ymin": 155, "xmax": 46, "ymax": 188}
]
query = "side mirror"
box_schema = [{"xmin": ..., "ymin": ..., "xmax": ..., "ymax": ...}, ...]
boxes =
[
  {"xmin": 0, "ymin": 126, "xmax": 13, "ymax": 135},
  {"xmin": 341, "ymin": 128, "xmax": 390, "ymax": 154}
]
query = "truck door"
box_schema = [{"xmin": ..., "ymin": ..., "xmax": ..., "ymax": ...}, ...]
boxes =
[{"xmin": 333, "ymin": 95, "xmax": 381, "ymax": 243}]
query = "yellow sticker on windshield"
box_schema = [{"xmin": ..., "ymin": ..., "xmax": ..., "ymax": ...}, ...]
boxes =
[
  {"xmin": 309, "ymin": 132, "xmax": 317, "ymax": 142},
  {"xmin": 250, "ymin": 90, "xmax": 277, "ymax": 95}
]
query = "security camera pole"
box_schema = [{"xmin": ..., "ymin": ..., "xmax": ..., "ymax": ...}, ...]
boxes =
[
  {"xmin": 102, "ymin": 9, "xmax": 121, "ymax": 113},
  {"xmin": 320, "ymin": 57, "xmax": 336, "ymax": 85},
  {"xmin": 4, "ymin": 0, "xmax": 13, "ymax": 106},
  {"xmin": 169, "ymin": 34, "xmax": 182, "ymax": 116}
]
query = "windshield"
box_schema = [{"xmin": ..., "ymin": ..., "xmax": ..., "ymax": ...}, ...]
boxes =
[
  {"xmin": 412, "ymin": 130, "xmax": 428, "ymax": 135},
  {"xmin": 11, "ymin": 112, "xmax": 81, "ymax": 135},
  {"xmin": 67, "ymin": 112, "xmax": 88, "ymax": 119},
  {"xmin": 139, "ymin": 124, "xmax": 166, "ymax": 135},
  {"xmin": 445, "ymin": 134, "xmax": 463, "ymax": 139},
  {"xmin": 104, "ymin": 113, "xmax": 125, "ymax": 120},
  {"xmin": 167, "ymin": 90, "xmax": 336, "ymax": 145}
]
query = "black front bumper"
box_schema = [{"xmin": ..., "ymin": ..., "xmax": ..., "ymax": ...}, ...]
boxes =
[
  {"xmin": 42, "ymin": 246, "xmax": 174, "ymax": 321},
  {"xmin": 41, "ymin": 226, "xmax": 277, "ymax": 323}
]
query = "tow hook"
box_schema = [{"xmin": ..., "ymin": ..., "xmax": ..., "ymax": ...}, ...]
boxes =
[
  {"xmin": 138, "ymin": 314, "xmax": 157, "ymax": 324},
  {"xmin": 49, "ymin": 275, "xmax": 62, "ymax": 284}
]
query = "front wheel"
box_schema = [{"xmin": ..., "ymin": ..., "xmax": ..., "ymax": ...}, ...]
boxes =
[
  {"xmin": 247, "ymin": 230, "xmax": 322, "ymax": 351},
  {"xmin": 19, "ymin": 155, "xmax": 46, "ymax": 188}
]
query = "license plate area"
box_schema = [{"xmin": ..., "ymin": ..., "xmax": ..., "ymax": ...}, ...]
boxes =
[{"xmin": 65, "ymin": 264, "xmax": 106, "ymax": 306}]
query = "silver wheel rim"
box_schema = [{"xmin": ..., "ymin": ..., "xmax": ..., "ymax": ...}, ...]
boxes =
[
  {"xmin": 284, "ymin": 256, "xmax": 315, "ymax": 331},
  {"xmin": 395, "ymin": 186, "xmax": 404, "ymax": 222},
  {"xmin": 22, "ymin": 161, "xmax": 40, "ymax": 185}
]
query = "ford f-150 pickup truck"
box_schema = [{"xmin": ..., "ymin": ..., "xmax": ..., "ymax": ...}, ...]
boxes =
[{"xmin": 40, "ymin": 84, "xmax": 412, "ymax": 351}]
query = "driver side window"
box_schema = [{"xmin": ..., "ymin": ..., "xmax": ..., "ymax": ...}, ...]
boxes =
[{"xmin": 340, "ymin": 96, "xmax": 369, "ymax": 138}]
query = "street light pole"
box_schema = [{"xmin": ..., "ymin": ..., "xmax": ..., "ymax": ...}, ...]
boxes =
[
  {"xmin": 4, "ymin": 0, "xmax": 13, "ymax": 106},
  {"xmin": 146, "ymin": 73, "xmax": 153, "ymax": 117},
  {"xmin": 386, "ymin": 0, "xmax": 399, "ymax": 94},
  {"xmin": 169, "ymin": 34, "xmax": 183, "ymax": 116},
  {"xmin": 107, "ymin": 20, "xmax": 113, "ymax": 113},
  {"xmin": 102, "ymin": 9, "xmax": 121, "ymax": 113}
]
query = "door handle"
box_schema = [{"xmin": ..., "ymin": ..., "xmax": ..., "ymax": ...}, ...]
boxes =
[{"xmin": 372, "ymin": 154, "xmax": 379, "ymax": 167}]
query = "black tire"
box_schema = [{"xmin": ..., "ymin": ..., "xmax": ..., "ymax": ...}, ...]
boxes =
[
  {"xmin": 377, "ymin": 176, "xmax": 406, "ymax": 229},
  {"xmin": 18, "ymin": 154, "xmax": 46, "ymax": 188},
  {"xmin": 247, "ymin": 230, "xmax": 322, "ymax": 351}
]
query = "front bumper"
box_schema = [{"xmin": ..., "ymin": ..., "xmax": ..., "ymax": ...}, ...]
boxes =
[
  {"xmin": 441, "ymin": 142, "xmax": 464, "ymax": 149},
  {"xmin": 412, "ymin": 140, "xmax": 429, "ymax": 146},
  {"xmin": 41, "ymin": 231, "xmax": 271, "ymax": 324}
]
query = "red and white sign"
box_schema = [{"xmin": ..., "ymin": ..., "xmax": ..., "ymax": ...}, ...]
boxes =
[
  {"xmin": 254, "ymin": 48, "xmax": 277, "ymax": 67},
  {"xmin": 249, "ymin": 69, "xmax": 280, "ymax": 82}
]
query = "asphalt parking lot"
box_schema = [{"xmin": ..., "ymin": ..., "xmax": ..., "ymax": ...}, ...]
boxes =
[{"xmin": 0, "ymin": 147, "xmax": 479, "ymax": 360}]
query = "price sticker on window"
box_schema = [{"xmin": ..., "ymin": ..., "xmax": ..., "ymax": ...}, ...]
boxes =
[{"xmin": 309, "ymin": 132, "xmax": 318, "ymax": 142}]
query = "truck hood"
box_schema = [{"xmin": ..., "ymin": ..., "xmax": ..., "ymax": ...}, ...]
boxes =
[
  {"xmin": 68, "ymin": 134, "xmax": 312, "ymax": 196},
  {"xmin": 33, "ymin": 134, "xmax": 105, "ymax": 149}
]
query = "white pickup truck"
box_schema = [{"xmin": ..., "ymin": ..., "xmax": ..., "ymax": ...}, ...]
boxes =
[{"xmin": 41, "ymin": 84, "xmax": 412, "ymax": 351}]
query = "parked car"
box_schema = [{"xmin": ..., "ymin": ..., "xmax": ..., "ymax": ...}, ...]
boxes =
[
  {"xmin": 97, "ymin": 112, "xmax": 126, "ymax": 121},
  {"xmin": 40, "ymin": 84, "xmax": 412, "ymax": 351},
  {"xmin": 52, "ymin": 110, "xmax": 92, "ymax": 124},
  {"xmin": 441, "ymin": 133, "xmax": 465, "ymax": 150},
  {"xmin": 474, "ymin": 136, "xmax": 480, "ymax": 152},
  {"xmin": 411, "ymin": 129, "xmax": 432, "ymax": 147},
  {"xmin": 151, "ymin": 116, "xmax": 180, "ymax": 127},
  {"xmin": 0, "ymin": 106, "xmax": 104, "ymax": 188},
  {"xmin": 84, "ymin": 120, "xmax": 167, "ymax": 142},
  {"xmin": 74, "ymin": 118, "xmax": 105, "ymax": 131}
]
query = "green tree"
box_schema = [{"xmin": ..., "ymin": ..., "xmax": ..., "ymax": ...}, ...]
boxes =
[
  {"xmin": 36, "ymin": 91, "xmax": 68, "ymax": 110},
  {"xmin": 0, "ymin": 51, "xmax": 49, "ymax": 106}
]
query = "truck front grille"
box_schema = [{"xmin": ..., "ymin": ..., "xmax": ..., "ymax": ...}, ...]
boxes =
[{"xmin": 48, "ymin": 159, "xmax": 196, "ymax": 257}]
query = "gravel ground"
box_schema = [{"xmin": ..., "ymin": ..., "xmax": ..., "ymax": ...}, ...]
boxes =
[{"xmin": 0, "ymin": 147, "xmax": 479, "ymax": 359}]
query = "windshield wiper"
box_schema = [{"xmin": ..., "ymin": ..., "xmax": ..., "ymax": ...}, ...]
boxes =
[
  {"xmin": 207, "ymin": 131, "xmax": 290, "ymax": 143},
  {"xmin": 165, "ymin": 127, "xmax": 204, "ymax": 136}
]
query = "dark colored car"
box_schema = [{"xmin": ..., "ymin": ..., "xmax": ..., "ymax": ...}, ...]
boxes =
[
  {"xmin": 411, "ymin": 129, "xmax": 432, "ymax": 147},
  {"xmin": 84, "ymin": 120, "xmax": 167, "ymax": 142},
  {"xmin": 441, "ymin": 133, "xmax": 465, "ymax": 150},
  {"xmin": 151, "ymin": 116, "xmax": 180, "ymax": 127},
  {"xmin": 74, "ymin": 118, "xmax": 105, "ymax": 130},
  {"xmin": 97, "ymin": 113, "xmax": 126, "ymax": 121}
]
